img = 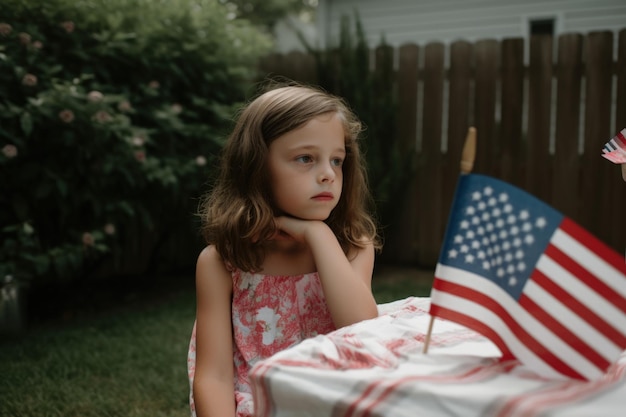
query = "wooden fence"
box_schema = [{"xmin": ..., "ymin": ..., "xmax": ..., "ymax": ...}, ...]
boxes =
[{"xmin": 259, "ymin": 30, "xmax": 626, "ymax": 267}]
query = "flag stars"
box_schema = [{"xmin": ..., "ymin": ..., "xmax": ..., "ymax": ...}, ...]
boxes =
[{"xmin": 445, "ymin": 183, "xmax": 554, "ymax": 294}]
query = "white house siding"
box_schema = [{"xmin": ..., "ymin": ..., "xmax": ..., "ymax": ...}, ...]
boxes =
[{"xmin": 317, "ymin": 0, "xmax": 626, "ymax": 48}]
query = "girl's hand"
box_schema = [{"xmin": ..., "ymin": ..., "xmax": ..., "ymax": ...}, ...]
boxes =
[{"xmin": 273, "ymin": 215, "xmax": 323, "ymax": 243}]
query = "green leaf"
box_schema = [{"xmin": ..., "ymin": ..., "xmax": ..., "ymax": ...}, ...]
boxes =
[{"xmin": 20, "ymin": 112, "xmax": 33, "ymax": 136}]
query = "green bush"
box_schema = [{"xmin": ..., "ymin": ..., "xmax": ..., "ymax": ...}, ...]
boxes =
[{"xmin": 0, "ymin": 0, "xmax": 272, "ymax": 287}]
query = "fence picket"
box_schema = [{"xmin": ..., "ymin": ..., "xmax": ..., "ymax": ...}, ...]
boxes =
[
  {"xmin": 500, "ymin": 38, "xmax": 525, "ymax": 187},
  {"xmin": 473, "ymin": 39, "xmax": 499, "ymax": 178},
  {"xmin": 527, "ymin": 35, "xmax": 554, "ymax": 203}
]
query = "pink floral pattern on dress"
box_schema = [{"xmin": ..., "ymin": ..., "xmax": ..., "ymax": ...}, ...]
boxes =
[{"xmin": 187, "ymin": 270, "xmax": 336, "ymax": 417}]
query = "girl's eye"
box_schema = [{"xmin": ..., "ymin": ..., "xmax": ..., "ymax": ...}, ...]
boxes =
[
  {"xmin": 296, "ymin": 155, "xmax": 313, "ymax": 163},
  {"xmin": 331, "ymin": 158, "xmax": 344, "ymax": 167}
]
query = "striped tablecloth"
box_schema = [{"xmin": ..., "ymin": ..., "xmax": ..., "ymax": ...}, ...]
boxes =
[{"xmin": 250, "ymin": 297, "xmax": 626, "ymax": 417}]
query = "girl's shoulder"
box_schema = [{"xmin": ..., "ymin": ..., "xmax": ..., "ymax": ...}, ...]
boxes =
[{"xmin": 197, "ymin": 245, "xmax": 236, "ymax": 272}]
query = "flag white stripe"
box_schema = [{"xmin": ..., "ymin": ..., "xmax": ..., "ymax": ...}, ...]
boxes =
[
  {"xmin": 523, "ymin": 279, "xmax": 622, "ymax": 361},
  {"xmin": 552, "ymin": 229, "xmax": 626, "ymax": 298},
  {"xmin": 536, "ymin": 255, "xmax": 626, "ymax": 335},
  {"xmin": 430, "ymin": 288, "xmax": 562, "ymax": 379},
  {"xmin": 433, "ymin": 265, "xmax": 603, "ymax": 379}
]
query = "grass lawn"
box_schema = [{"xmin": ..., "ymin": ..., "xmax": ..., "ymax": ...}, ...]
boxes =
[{"xmin": 0, "ymin": 266, "xmax": 432, "ymax": 417}]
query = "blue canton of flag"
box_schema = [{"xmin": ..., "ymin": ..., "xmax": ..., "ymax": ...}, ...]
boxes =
[
  {"xmin": 439, "ymin": 174, "xmax": 563, "ymax": 300},
  {"xmin": 429, "ymin": 174, "xmax": 626, "ymax": 381}
]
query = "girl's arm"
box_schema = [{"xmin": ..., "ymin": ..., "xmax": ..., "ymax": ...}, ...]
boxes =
[
  {"xmin": 193, "ymin": 246, "xmax": 237, "ymax": 417},
  {"xmin": 275, "ymin": 217, "xmax": 379, "ymax": 328}
]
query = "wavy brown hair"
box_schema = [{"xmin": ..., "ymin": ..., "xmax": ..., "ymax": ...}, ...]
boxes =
[{"xmin": 199, "ymin": 83, "xmax": 381, "ymax": 272}]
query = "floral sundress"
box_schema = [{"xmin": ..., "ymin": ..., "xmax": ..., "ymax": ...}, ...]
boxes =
[{"xmin": 187, "ymin": 269, "xmax": 336, "ymax": 416}]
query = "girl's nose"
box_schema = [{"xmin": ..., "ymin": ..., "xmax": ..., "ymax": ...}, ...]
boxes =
[{"xmin": 318, "ymin": 162, "xmax": 336, "ymax": 183}]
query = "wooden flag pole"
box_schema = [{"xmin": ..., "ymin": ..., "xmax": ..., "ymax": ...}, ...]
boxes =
[{"xmin": 423, "ymin": 126, "xmax": 477, "ymax": 354}]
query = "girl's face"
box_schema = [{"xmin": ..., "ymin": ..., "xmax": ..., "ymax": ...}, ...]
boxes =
[{"xmin": 267, "ymin": 113, "xmax": 345, "ymax": 220}]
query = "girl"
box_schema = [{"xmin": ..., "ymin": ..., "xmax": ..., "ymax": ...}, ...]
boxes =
[{"xmin": 187, "ymin": 83, "xmax": 382, "ymax": 417}]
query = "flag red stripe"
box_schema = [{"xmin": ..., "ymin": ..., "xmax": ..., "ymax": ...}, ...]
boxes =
[
  {"xmin": 544, "ymin": 243, "xmax": 626, "ymax": 315},
  {"xmin": 560, "ymin": 218, "xmax": 626, "ymax": 286},
  {"xmin": 616, "ymin": 130, "xmax": 626, "ymax": 147},
  {"xmin": 531, "ymin": 269, "xmax": 626, "ymax": 348},
  {"xmin": 432, "ymin": 278, "xmax": 585, "ymax": 379},
  {"xmin": 429, "ymin": 303, "xmax": 514, "ymax": 361},
  {"xmin": 518, "ymin": 291, "xmax": 609, "ymax": 371}
]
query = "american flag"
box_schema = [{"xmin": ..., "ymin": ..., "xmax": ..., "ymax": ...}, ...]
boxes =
[
  {"xmin": 429, "ymin": 174, "xmax": 626, "ymax": 380},
  {"xmin": 602, "ymin": 128, "xmax": 626, "ymax": 164}
]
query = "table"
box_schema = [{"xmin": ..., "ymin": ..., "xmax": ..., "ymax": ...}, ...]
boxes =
[{"xmin": 249, "ymin": 297, "xmax": 626, "ymax": 417}]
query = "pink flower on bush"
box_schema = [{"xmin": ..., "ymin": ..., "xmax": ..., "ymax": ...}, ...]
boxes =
[
  {"xmin": 103, "ymin": 223, "xmax": 116, "ymax": 235},
  {"xmin": 131, "ymin": 136, "xmax": 144, "ymax": 147},
  {"xmin": 0, "ymin": 23, "xmax": 12, "ymax": 36},
  {"xmin": 2, "ymin": 144, "xmax": 17, "ymax": 158},
  {"xmin": 59, "ymin": 109, "xmax": 75, "ymax": 123},
  {"xmin": 171, "ymin": 103, "xmax": 183, "ymax": 114},
  {"xmin": 87, "ymin": 91, "xmax": 104, "ymax": 102},
  {"xmin": 22, "ymin": 73, "xmax": 37, "ymax": 86},
  {"xmin": 32, "ymin": 40, "xmax": 43, "ymax": 49},
  {"xmin": 118, "ymin": 100, "xmax": 132, "ymax": 112},
  {"xmin": 134, "ymin": 150, "xmax": 146, "ymax": 163},
  {"xmin": 148, "ymin": 80, "xmax": 160, "ymax": 89},
  {"xmin": 195, "ymin": 155, "xmax": 207, "ymax": 166},
  {"xmin": 93, "ymin": 110, "xmax": 112, "ymax": 123},
  {"xmin": 61, "ymin": 21, "xmax": 75, "ymax": 33},
  {"xmin": 18, "ymin": 32, "xmax": 31, "ymax": 45},
  {"xmin": 82, "ymin": 232, "xmax": 95, "ymax": 247}
]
